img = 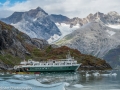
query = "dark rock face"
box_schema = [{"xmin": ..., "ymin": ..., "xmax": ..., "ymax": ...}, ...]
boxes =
[
  {"xmin": 27, "ymin": 16, "xmax": 61, "ymax": 40},
  {"xmin": 1, "ymin": 7, "xmax": 61, "ymax": 40},
  {"xmin": 31, "ymin": 38, "xmax": 48, "ymax": 49},
  {"xmin": 49, "ymin": 14, "xmax": 70, "ymax": 23},
  {"xmin": 103, "ymin": 45, "xmax": 120, "ymax": 68},
  {"xmin": 1, "ymin": 12, "xmax": 24, "ymax": 24},
  {"xmin": 0, "ymin": 22, "xmax": 48, "ymax": 53},
  {"xmin": 0, "ymin": 21, "xmax": 48, "ymax": 70},
  {"xmin": 0, "ymin": 29, "xmax": 14, "ymax": 49}
]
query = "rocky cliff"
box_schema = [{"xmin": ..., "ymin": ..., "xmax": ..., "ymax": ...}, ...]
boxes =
[
  {"xmin": 56, "ymin": 21, "xmax": 120, "ymax": 58},
  {"xmin": 0, "ymin": 20, "xmax": 112, "ymax": 70},
  {"xmin": 54, "ymin": 11, "xmax": 120, "ymax": 67},
  {"xmin": 0, "ymin": 21, "xmax": 48, "ymax": 70},
  {"xmin": 103, "ymin": 45, "xmax": 120, "ymax": 67}
]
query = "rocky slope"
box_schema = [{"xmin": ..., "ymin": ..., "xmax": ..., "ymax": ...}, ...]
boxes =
[
  {"xmin": 0, "ymin": 20, "xmax": 112, "ymax": 70},
  {"xmin": 1, "ymin": 7, "xmax": 61, "ymax": 40},
  {"xmin": 48, "ymin": 11, "xmax": 120, "ymax": 43},
  {"xmin": 13, "ymin": 44, "xmax": 112, "ymax": 70},
  {"xmin": 54, "ymin": 11, "xmax": 120, "ymax": 67},
  {"xmin": 48, "ymin": 14, "xmax": 80, "ymax": 43},
  {"xmin": 1, "ymin": 8, "xmax": 120, "ymax": 68},
  {"xmin": 56, "ymin": 21, "xmax": 120, "ymax": 58},
  {"xmin": 103, "ymin": 45, "xmax": 120, "ymax": 67},
  {"xmin": 49, "ymin": 14, "xmax": 70, "ymax": 23},
  {"xmin": 0, "ymin": 21, "xmax": 48, "ymax": 70},
  {"xmin": 29, "ymin": 45, "xmax": 112, "ymax": 70}
]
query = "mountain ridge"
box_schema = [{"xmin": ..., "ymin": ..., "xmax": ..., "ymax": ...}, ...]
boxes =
[
  {"xmin": 0, "ymin": 20, "xmax": 112, "ymax": 70},
  {"xmin": 1, "ymin": 7, "xmax": 61, "ymax": 40},
  {"xmin": 1, "ymin": 7, "xmax": 120, "ymax": 67},
  {"xmin": 56, "ymin": 21, "xmax": 120, "ymax": 58}
]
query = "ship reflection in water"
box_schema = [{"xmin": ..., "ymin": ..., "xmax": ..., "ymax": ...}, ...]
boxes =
[{"xmin": 0, "ymin": 70, "xmax": 120, "ymax": 90}]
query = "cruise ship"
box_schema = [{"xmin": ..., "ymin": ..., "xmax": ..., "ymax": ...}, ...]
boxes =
[{"xmin": 14, "ymin": 52, "xmax": 81, "ymax": 72}]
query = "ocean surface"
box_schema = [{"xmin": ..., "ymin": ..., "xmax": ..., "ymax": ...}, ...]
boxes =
[{"xmin": 0, "ymin": 70, "xmax": 120, "ymax": 90}]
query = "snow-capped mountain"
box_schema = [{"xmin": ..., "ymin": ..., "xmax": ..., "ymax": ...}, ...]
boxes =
[
  {"xmin": 51, "ymin": 11, "xmax": 120, "ymax": 29},
  {"xmin": 1, "ymin": 8, "xmax": 120, "ymax": 67},
  {"xmin": 49, "ymin": 14, "xmax": 80, "ymax": 43},
  {"xmin": 1, "ymin": 7, "xmax": 61, "ymax": 40},
  {"xmin": 72, "ymin": 11, "xmax": 120, "ymax": 26},
  {"xmin": 53, "ymin": 11, "xmax": 120, "ymax": 67},
  {"xmin": 47, "ymin": 22, "xmax": 80, "ymax": 43},
  {"xmin": 56, "ymin": 21, "xmax": 120, "ymax": 58},
  {"xmin": 48, "ymin": 11, "xmax": 120, "ymax": 43},
  {"xmin": 55, "ymin": 11, "xmax": 120, "ymax": 54}
]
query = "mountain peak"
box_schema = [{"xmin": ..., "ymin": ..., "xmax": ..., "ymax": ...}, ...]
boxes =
[
  {"xmin": 34, "ymin": 7, "xmax": 46, "ymax": 12},
  {"xmin": 49, "ymin": 14, "xmax": 70, "ymax": 23},
  {"xmin": 36, "ymin": 7, "xmax": 42, "ymax": 10},
  {"xmin": 27, "ymin": 7, "xmax": 48, "ymax": 18},
  {"xmin": 107, "ymin": 11, "xmax": 119, "ymax": 16},
  {"xmin": 87, "ymin": 13, "xmax": 94, "ymax": 18},
  {"xmin": 94, "ymin": 12, "xmax": 104, "ymax": 17}
]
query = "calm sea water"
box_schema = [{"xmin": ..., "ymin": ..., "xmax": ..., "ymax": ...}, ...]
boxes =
[{"xmin": 0, "ymin": 70, "xmax": 120, "ymax": 90}]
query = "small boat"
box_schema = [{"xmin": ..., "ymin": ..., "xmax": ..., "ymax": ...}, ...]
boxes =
[{"xmin": 14, "ymin": 52, "xmax": 81, "ymax": 72}]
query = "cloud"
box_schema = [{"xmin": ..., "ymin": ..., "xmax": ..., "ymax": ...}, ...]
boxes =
[{"xmin": 0, "ymin": 0, "xmax": 120, "ymax": 18}]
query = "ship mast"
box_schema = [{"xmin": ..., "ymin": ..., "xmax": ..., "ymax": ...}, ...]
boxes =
[{"xmin": 66, "ymin": 51, "xmax": 72, "ymax": 59}]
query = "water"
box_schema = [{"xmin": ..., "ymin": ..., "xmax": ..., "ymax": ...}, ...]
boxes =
[{"xmin": 0, "ymin": 70, "xmax": 120, "ymax": 90}]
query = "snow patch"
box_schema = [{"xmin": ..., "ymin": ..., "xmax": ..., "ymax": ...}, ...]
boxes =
[
  {"xmin": 106, "ymin": 30, "xmax": 116, "ymax": 36},
  {"xmin": 45, "ymin": 23, "xmax": 80, "ymax": 43},
  {"xmin": 53, "ymin": 23, "xmax": 80, "ymax": 43},
  {"xmin": 107, "ymin": 25, "xmax": 120, "ymax": 29},
  {"xmin": 47, "ymin": 34, "xmax": 60, "ymax": 43},
  {"xmin": 56, "ymin": 23, "xmax": 80, "ymax": 37},
  {"xmin": 33, "ymin": 18, "xmax": 37, "ymax": 21}
]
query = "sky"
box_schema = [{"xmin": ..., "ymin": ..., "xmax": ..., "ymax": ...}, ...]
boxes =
[{"xmin": 0, "ymin": 0, "xmax": 120, "ymax": 18}]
